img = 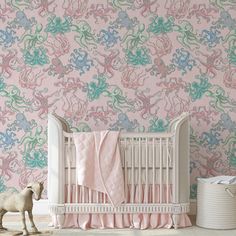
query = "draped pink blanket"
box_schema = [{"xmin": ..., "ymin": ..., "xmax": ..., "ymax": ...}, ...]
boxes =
[
  {"xmin": 63, "ymin": 184, "xmax": 192, "ymax": 229},
  {"xmin": 73, "ymin": 130, "xmax": 125, "ymax": 207}
]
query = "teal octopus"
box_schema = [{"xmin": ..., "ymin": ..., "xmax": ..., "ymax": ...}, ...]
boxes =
[
  {"xmin": 45, "ymin": 15, "xmax": 71, "ymax": 36},
  {"xmin": 23, "ymin": 46, "xmax": 49, "ymax": 66},
  {"xmin": 86, "ymin": 74, "xmax": 108, "ymax": 101},
  {"xmin": 148, "ymin": 118, "xmax": 169, "ymax": 132},
  {"xmin": 148, "ymin": 15, "xmax": 174, "ymax": 35},
  {"xmin": 126, "ymin": 47, "xmax": 151, "ymax": 66},
  {"xmin": 187, "ymin": 75, "xmax": 211, "ymax": 101},
  {"xmin": 23, "ymin": 148, "xmax": 47, "ymax": 169}
]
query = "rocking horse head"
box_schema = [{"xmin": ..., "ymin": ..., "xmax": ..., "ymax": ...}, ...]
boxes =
[{"xmin": 27, "ymin": 182, "xmax": 44, "ymax": 200}]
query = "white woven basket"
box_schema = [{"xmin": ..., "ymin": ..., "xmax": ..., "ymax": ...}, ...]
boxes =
[{"xmin": 196, "ymin": 180, "xmax": 236, "ymax": 229}]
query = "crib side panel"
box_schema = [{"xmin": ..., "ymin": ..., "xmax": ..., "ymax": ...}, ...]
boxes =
[{"xmin": 48, "ymin": 114, "xmax": 65, "ymax": 205}]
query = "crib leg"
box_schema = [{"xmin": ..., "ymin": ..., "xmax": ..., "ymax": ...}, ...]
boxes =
[
  {"xmin": 57, "ymin": 214, "xmax": 65, "ymax": 229},
  {"xmin": 48, "ymin": 214, "xmax": 57, "ymax": 228},
  {"xmin": 172, "ymin": 214, "xmax": 180, "ymax": 229}
]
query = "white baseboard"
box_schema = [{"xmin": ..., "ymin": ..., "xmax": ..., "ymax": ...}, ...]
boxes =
[
  {"xmin": 8, "ymin": 199, "xmax": 49, "ymax": 215},
  {"xmin": 30, "ymin": 199, "xmax": 197, "ymax": 216},
  {"xmin": 32, "ymin": 199, "xmax": 49, "ymax": 215}
]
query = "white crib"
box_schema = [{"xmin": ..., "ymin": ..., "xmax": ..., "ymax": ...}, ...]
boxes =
[{"xmin": 47, "ymin": 113, "xmax": 190, "ymax": 229}]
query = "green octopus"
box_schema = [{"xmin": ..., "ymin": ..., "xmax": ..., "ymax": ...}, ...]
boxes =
[
  {"xmin": 207, "ymin": 85, "xmax": 236, "ymax": 113},
  {"xmin": 71, "ymin": 21, "xmax": 97, "ymax": 50},
  {"xmin": 224, "ymin": 30, "xmax": 236, "ymax": 49},
  {"xmin": 104, "ymin": 86, "xmax": 134, "ymax": 112},
  {"xmin": 174, "ymin": 21, "xmax": 200, "ymax": 49},
  {"xmin": 45, "ymin": 15, "xmax": 71, "ymax": 36},
  {"xmin": 148, "ymin": 15, "xmax": 174, "ymax": 35},
  {"xmin": 0, "ymin": 77, "xmax": 6, "ymax": 93},
  {"xmin": 187, "ymin": 75, "xmax": 211, "ymax": 101},
  {"xmin": 210, "ymin": 0, "xmax": 236, "ymax": 9},
  {"xmin": 71, "ymin": 123, "xmax": 92, "ymax": 132},
  {"xmin": 21, "ymin": 24, "xmax": 47, "ymax": 50},
  {"xmin": 20, "ymin": 126, "xmax": 46, "ymax": 154},
  {"xmin": 227, "ymin": 45, "xmax": 236, "ymax": 65},
  {"xmin": 2, "ymin": 85, "xmax": 31, "ymax": 112},
  {"xmin": 0, "ymin": 176, "xmax": 6, "ymax": 193},
  {"xmin": 23, "ymin": 148, "xmax": 47, "ymax": 169},
  {"xmin": 126, "ymin": 46, "xmax": 151, "ymax": 66},
  {"xmin": 10, "ymin": 0, "xmax": 31, "ymax": 10},
  {"xmin": 148, "ymin": 118, "xmax": 169, "ymax": 132},
  {"xmin": 86, "ymin": 74, "xmax": 108, "ymax": 101},
  {"xmin": 190, "ymin": 184, "xmax": 197, "ymax": 199},
  {"xmin": 23, "ymin": 46, "xmax": 49, "ymax": 66},
  {"xmin": 123, "ymin": 24, "xmax": 149, "ymax": 50},
  {"xmin": 108, "ymin": 0, "xmax": 134, "ymax": 10}
]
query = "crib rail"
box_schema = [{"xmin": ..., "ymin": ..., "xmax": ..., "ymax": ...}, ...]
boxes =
[{"xmin": 64, "ymin": 133, "xmax": 174, "ymax": 206}]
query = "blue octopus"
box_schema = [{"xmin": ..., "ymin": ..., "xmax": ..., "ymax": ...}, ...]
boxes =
[
  {"xmin": 69, "ymin": 48, "xmax": 93, "ymax": 75},
  {"xmin": 10, "ymin": 11, "xmax": 36, "ymax": 31},
  {"xmin": 0, "ymin": 128, "xmax": 19, "ymax": 151},
  {"xmin": 111, "ymin": 11, "xmax": 138, "ymax": 30},
  {"xmin": 109, "ymin": 113, "xmax": 138, "ymax": 132},
  {"xmin": 8, "ymin": 113, "xmax": 37, "ymax": 133},
  {"xmin": 200, "ymin": 129, "xmax": 223, "ymax": 150},
  {"xmin": 214, "ymin": 113, "xmax": 236, "ymax": 132},
  {"xmin": 98, "ymin": 26, "xmax": 121, "ymax": 49},
  {"xmin": 214, "ymin": 11, "xmax": 236, "ymax": 30},
  {"xmin": 200, "ymin": 26, "xmax": 223, "ymax": 48},
  {"xmin": 0, "ymin": 26, "xmax": 19, "ymax": 47},
  {"xmin": 171, "ymin": 48, "xmax": 196, "ymax": 75}
]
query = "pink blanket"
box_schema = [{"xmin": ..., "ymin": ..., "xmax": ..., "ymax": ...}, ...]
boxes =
[{"xmin": 73, "ymin": 130, "xmax": 125, "ymax": 207}]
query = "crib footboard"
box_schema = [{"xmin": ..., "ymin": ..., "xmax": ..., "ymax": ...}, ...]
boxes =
[{"xmin": 48, "ymin": 113, "xmax": 190, "ymax": 229}]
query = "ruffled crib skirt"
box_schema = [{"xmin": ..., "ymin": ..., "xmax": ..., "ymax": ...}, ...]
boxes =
[{"xmin": 63, "ymin": 184, "xmax": 192, "ymax": 229}]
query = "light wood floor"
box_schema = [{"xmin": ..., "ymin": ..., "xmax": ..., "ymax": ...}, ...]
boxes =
[{"xmin": 3, "ymin": 215, "xmax": 236, "ymax": 236}]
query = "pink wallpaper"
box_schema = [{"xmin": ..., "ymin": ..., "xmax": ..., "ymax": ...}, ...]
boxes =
[{"xmin": 0, "ymin": 0, "xmax": 236, "ymax": 199}]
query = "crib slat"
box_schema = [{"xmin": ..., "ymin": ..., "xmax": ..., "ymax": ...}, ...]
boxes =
[
  {"xmin": 166, "ymin": 137, "xmax": 169, "ymax": 203},
  {"xmin": 66, "ymin": 138, "xmax": 71, "ymax": 203},
  {"xmin": 75, "ymin": 138, "xmax": 78, "ymax": 203},
  {"xmin": 138, "ymin": 138, "xmax": 141, "ymax": 203},
  {"xmin": 152, "ymin": 138, "xmax": 155, "ymax": 203},
  {"xmin": 145, "ymin": 138, "xmax": 148, "ymax": 203},
  {"xmin": 131, "ymin": 138, "xmax": 134, "ymax": 203},
  {"xmin": 124, "ymin": 139, "xmax": 128, "ymax": 203},
  {"xmin": 160, "ymin": 138, "xmax": 162, "ymax": 204}
]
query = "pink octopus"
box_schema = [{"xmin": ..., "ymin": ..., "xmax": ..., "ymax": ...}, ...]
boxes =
[
  {"xmin": 121, "ymin": 67, "xmax": 147, "ymax": 89},
  {"xmin": 19, "ymin": 67, "xmax": 45, "ymax": 89},
  {"xmin": 85, "ymin": 106, "xmax": 115, "ymax": 125}
]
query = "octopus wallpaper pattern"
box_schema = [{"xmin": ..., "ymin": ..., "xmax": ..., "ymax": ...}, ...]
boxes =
[{"xmin": 0, "ymin": 0, "xmax": 236, "ymax": 199}]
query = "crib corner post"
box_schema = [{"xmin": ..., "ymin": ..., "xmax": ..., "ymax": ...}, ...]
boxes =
[
  {"xmin": 57, "ymin": 215, "xmax": 65, "ymax": 229},
  {"xmin": 172, "ymin": 214, "xmax": 180, "ymax": 229},
  {"xmin": 48, "ymin": 113, "xmax": 66, "ymax": 228}
]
